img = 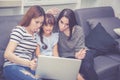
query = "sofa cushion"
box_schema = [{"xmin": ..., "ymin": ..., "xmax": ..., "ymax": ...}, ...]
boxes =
[
  {"xmin": 87, "ymin": 17, "xmax": 120, "ymax": 39},
  {"xmin": 0, "ymin": 15, "xmax": 22, "ymax": 80},
  {"xmin": 94, "ymin": 56, "xmax": 119, "ymax": 80},
  {"xmin": 0, "ymin": 50, "xmax": 5, "ymax": 80},
  {"xmin": 0, "ymin": 21, "xmax": 16, "ymax": 50},
  {"xmin": 107, "ymin": 54, "xmax": 120, "ymax": 62},
  {"xmin": 0, "ymin": 15, "xmax": 22, "ymax": 50},
  {"xmin": 115, "ymin": 39, "xmax": 120, "ymax": 53},
  {"xmin": 113, "ymin": 28, "xmax": 120, "ymax": 36},
  {"xmin": 85, "ymin": 23, "xmax": 119, "ymax": 54}
]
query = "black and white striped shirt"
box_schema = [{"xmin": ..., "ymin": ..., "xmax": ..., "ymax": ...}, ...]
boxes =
[{"xmin": 4, "ymin": 26, "xmax": 37, "ymax": 67}]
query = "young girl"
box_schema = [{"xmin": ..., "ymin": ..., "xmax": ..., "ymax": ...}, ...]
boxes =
[{"xmin": 36, "ymin": 13, "xmax": 59, "ymax": 57}]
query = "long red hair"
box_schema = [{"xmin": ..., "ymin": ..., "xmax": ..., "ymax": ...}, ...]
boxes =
[{"xmin": 19, "ymin": 5, "xmax": 45, "ymax": 27}]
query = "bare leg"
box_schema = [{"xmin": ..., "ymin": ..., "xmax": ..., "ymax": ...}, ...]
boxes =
[{"xmin": 77, "ymin": 73, "xmax": 85, "ymax": 80}]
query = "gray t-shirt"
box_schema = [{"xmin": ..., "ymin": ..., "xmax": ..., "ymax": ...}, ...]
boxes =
[{"xmin": 58, "ymin": 25, "xmax": 87, "ymax": 58}]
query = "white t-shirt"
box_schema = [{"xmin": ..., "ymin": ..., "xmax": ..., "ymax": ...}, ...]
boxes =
[
  {"xmin": 4, "ymin": 26, "xmax": 37, "ymax": 67},
  {"xmin": 36, "ymin": 33, "xmax": 59, "ymax": 56}
]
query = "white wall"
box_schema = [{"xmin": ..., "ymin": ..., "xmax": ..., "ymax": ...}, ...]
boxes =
[
  {"xmin": 81, "ymin": 0, "xmax": 120, "ymax": 17},
  {"xmin": 0, "ymin": 0, "xmax": 120, "ymax": 17},
  {"xmin": 0, "ymin": 0, "xmax": 81, "ymax": 16},
  {"xmin": 94, "ymin": 0, "xmax": 120, "ymax": 16}
]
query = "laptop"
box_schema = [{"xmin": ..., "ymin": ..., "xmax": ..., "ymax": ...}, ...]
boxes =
[{"xmin": 35, "ymin": 55, "xmax": 81, "ymax": 80}]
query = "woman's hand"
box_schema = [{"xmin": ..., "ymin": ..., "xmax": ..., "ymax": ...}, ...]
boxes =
[
  {"xmin": 75, "ymin": 48, "xmax": 86, "ymax": 60},
  {"xmin": 29, "ymin": 58, "xmax": 37, "ymax": 70}
]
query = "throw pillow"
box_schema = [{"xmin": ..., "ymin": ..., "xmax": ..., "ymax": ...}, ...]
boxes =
[
  {"xmin": 115, "ymin": 39, "xmax": 120, "ymax": 53},
  {"xmin": 87, "ymin": 17, "xmax": 120, "ymax": 39},
  {"xmin": 113, "ymin": 28, "xmax": 120, "ymax": 36},
  {"xmin": 85, "ymin": 23, "xmax": 119, "ymax": 53}
]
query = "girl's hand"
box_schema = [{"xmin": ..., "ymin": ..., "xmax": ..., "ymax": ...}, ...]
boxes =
[
  {"xmin": 29, "ymin": 59, "xmax": 37, "ymax": 70},
  {"xmin": 75, "ymin": 48, "xmax": 86, "ymax": 60}
]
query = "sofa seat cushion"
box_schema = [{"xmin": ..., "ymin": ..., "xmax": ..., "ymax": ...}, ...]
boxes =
[
  {"xmin": 106, "ymin": 54, "xmax": 120, "ymax": 62},
  {"xmin": 94, "ymin": 56, "xmax": 119, "ymax": 80},
  {"xmin": 119, "ymin": 66, "xmax": 120, "ymax": 80},
  {"xmin": 87, "ymin": 17, "xmax": 120, "ymax": 39},
  {"xmin": 0, "ymin": 50, "xmax": 5, "ymax": 80}
]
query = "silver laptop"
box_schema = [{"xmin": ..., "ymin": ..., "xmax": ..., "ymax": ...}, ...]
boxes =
[{"xmin": 35, "ymin": 55, "xmax": 81, "ymax": 80}]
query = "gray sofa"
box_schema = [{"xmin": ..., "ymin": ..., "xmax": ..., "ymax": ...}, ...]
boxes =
[
  {"xmin": 74, "ymin": 6, "xmax": 120, "ymax": 80},
  {"xmin": 0, "ymin": 6, "xmax": 120, "ymax": 80},
  {"xmin": 0, "ymin": 15, "xmax": 22, "ymax": 80}
]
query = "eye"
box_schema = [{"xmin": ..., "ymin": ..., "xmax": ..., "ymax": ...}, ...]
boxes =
[
  {"xmin": 40, "ymin": 22, "xmax": 43, "ymax": 25},
  {"xmin": 50, "ymin": 25, "xmax": 53, "ymax": 27},
  {"xmin": 36, "ymin": 21, "xmax": 39, "ymax": 24},
  {"xmin": 66, "ymin": 23, "xmax": 69, "ymax": 26},
  {"xmin": 60, "ymin": 20, "xmax": 63, "ymax": 24}
]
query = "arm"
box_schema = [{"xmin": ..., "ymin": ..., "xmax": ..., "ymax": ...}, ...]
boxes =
[
  {"xmin": 52, "ymin": 44, "xmax": 59, "ymax": 57},
  {"xmin": 75, "ymin": 48, "xmax": 86, "ymax": 59},
  {"xmin": 4, "ymin": 40, "xmax": 37, "ymax": 70},
  {"xmin": 74, "ymin": 27, "xmax": 87, "ymax": 59},
  {"xmin": 4, "ymin": 27, "xmax": 37, "ymax": 70},
  {"xmin": 4, "ymin": 41, "xmax": 30, "ymax": 67},
  {"xmin": 35, "ymin": 44, "xmax": 41, "ymax": 57}
]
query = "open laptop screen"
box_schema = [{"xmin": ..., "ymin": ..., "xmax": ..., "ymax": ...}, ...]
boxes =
[{"xmin": 35, "ymin": 55, "xmax": 81, "ymax": 80}]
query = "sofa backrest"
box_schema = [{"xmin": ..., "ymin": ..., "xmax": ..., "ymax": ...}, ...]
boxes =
[
  {"xmin": 74, "ymin": 6, "xmax": 115, "ymax": 36},
  {"xmin": 0, "ymin": 15, "xmax": 22, "ymax": 50}
]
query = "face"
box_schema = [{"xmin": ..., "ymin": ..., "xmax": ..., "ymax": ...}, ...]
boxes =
[
  {"xmin": 43, "ymin": 24, "xmax": 54, "ymax": 36},
  {"xmin": 28, "ymin": 16, "xmax": 44, "ymax": 34},
  {"xmin": 59, "ymin": 16, "xmax": 69, "ymax": 32}
]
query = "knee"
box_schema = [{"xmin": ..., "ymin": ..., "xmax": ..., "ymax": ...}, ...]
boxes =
[{"xmin": 80, "ymin": 59, "xmax": 94, "ymax": 72}]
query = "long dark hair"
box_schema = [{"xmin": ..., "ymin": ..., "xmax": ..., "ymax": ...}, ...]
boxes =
[
  {"xmin": 19, "ymin": 5, "xmax": 45, "ymax": 27},
  {"xmin": 39, "ymin": 13, "xmax": 55, "ymax": 49},
  {"xmin": 57, "ymin": 9, "xmax": 77, "ymax": 40}
]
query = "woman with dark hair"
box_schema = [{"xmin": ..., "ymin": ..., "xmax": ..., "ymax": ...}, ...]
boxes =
[
  {"xmin": 57, "ymin": 9, "xmax": 86, "ymax": 80},
  {"xmin": 57, "ymin": 9, "xmax": 98, "ymax": 80},
  {"xmin": 3, "ymin": 5, "xmax": 45, "ymax": 80},
  {"xmin": 36, "ymin": 13, "xmax": 59, "ymax": 57}
]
